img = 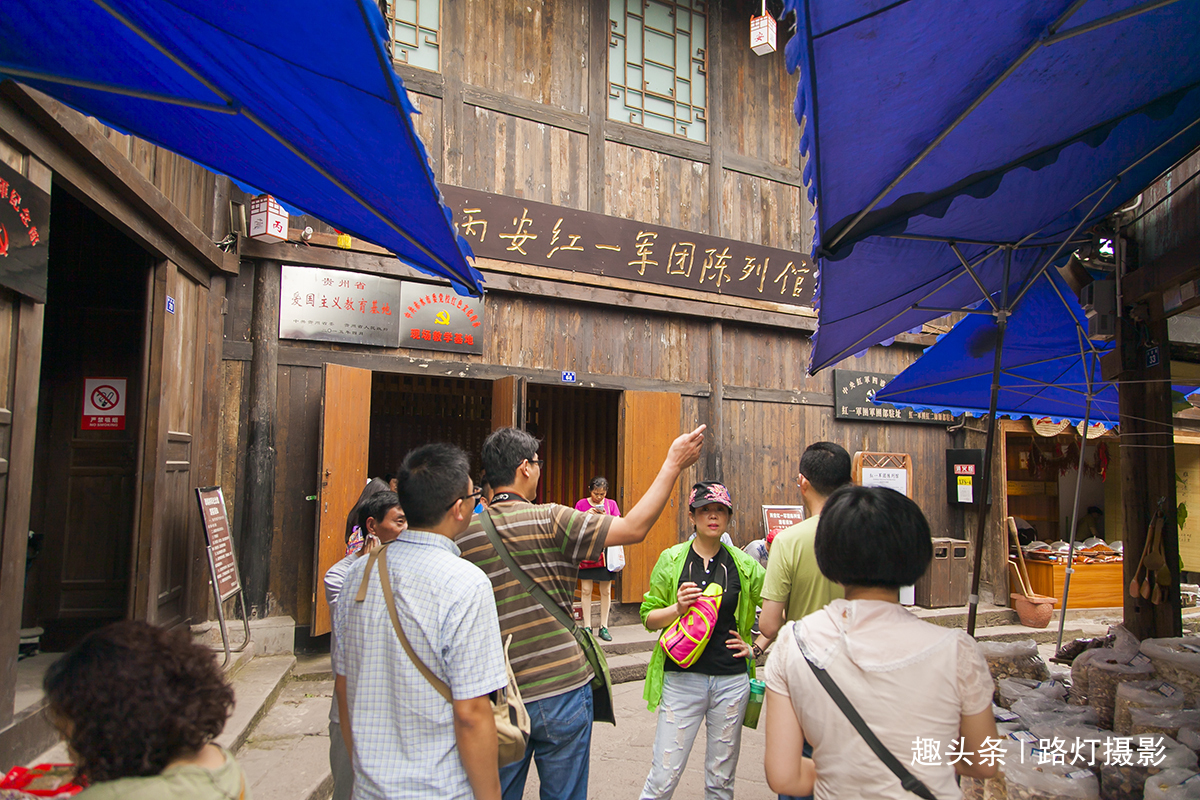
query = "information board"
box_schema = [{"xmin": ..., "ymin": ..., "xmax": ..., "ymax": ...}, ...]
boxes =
[
  {"xmin": 196, "ymin": 487, "xmax": 241, "ymax": 600},
  {"xmin": 762, "ymin": 505, "xmax": 806, "ymax": 538}
]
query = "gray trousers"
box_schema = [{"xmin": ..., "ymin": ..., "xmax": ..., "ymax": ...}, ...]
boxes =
[{"xmin": 329, "ymin": 721, "xmax": 353, "ymax": 800}]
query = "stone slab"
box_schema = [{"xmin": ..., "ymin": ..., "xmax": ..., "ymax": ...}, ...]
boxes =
[{"xmin": 216, "ymin": 655, "xmax": 296, "ymax": 752}]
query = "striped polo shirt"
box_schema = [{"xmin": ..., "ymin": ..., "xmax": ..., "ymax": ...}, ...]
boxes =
[{"xmin": 456, "ymin": 499, "xmax": 612, "ymax": 703}]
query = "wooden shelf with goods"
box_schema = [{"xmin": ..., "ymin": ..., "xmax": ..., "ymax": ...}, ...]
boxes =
[{"xmin": 1024, "ymin": 559, "xmax": 1124, "ymax": 609}]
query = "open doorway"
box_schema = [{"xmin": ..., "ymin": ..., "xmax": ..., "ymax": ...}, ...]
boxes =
[
  {"xmin": 23, "ymin": 188, "xmax": 150, "ymax": 652},
  {"xmin": 368, "ymin": 374, "xmax": 494, "ymax": 480},
  {"xmin": 525, "ymin": 385, "xmax": 620, "ymax": 508}
]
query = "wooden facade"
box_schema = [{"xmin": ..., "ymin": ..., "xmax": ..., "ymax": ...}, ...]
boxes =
[
  {"xmin": 212, "ymin": 0, "xmax": 1010, "ymax": 631},
  {"xmin": 0, "ymin": 85, "xmax": 235, "ymax": 766}
]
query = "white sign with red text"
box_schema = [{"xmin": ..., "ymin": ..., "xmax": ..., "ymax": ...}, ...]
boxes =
[{"xmin": 82, "ymin": 378, "xmax": 126, "ymax": 431}]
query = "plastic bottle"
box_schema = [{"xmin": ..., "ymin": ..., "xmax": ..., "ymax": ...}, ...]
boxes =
[{"xmin": 744, "ymin": 678, "xmax": 766, "ymax": 729}]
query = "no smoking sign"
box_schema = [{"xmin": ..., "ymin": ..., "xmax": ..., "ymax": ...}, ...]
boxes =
[{"xmin": 82, "ymin": 377, "xmax": 127, "ymax": 431}]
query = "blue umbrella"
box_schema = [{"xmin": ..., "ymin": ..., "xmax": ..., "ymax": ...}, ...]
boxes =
[
  {"xmin": 876, "ymin": 269, "xmax": 1112, "ymax": 647},
  {"xmin": 782, "ymin": 0, "xmax": 1200, "ymax": 632},
  {"xmin": 0, "ymin": 0, "xmax": 481, "ymax": 294}
]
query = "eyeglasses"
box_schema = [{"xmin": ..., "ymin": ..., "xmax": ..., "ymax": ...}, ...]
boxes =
[
  {"xmin": 447, "ymin": 487, "xmax": 484, "ymax": 511},
  {"xmin": 529, "ymin": 458, "xmax": 544, "ymax": 468}
]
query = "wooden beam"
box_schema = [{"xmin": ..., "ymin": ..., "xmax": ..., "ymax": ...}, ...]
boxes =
[
  {"xmin": 1123, "ymin": 230, "xmax": 1200, "ymax": 313},
  {"xmin": 708, "ymin": 321, "xmax": 724, "ymax": 481},
  {"xmin": 724, "ymin": 153, "xmax": 807, "ymax": 189},
  {"xmin": 604, "ymin": 120, "xmax": 711, "ymax": 164},
  {"xmin": 462, "ymin": 85, "xmax": 590, "ymax": 135},
  {"xmin": 1119, "ymin": 304, "xmax": 1182, "ymax": 639},
  {"xmin": 393, "ymin": 63, "xmax": 446, "ymax": 98},
  {"xmin": 588, "ymin": 0, "xmax": 608, "ymax": 214},
  {"xmin": 240, "ymin": 259, "xmax": 281, "ymax": 616},
  {"xmin": 0, "ymin": 299, "xmax": 42, "ymax": 729},
  {"xmin": 6, "ymin": 86, "xmax": 233, "ymax": 277}
]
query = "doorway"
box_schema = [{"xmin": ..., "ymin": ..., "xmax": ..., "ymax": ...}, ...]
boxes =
[
  {"xmin": 525, "ymin": 384, "xmax": 620, "ymax": 508},
  {"xmin": 23, "ymin": 188, "xmax": 150, "ymax": 651}
]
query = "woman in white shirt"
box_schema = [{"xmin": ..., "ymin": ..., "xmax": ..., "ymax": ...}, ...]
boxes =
[{"xmin": 763, "ymin": 486, "xmax": 999, "ymax": 799}]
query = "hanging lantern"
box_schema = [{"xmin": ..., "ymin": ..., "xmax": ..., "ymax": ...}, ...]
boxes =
[
  {"xmin": 248, "ymin": 194, "xmax": 289, "ymax": 243},
  {"xmin": 751, "ymin": 8, "xmax": 776, "ymax": 55}
]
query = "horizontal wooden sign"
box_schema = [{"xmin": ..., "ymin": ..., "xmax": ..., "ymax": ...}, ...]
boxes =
[
  {"xmin": 834, "ymin": 369, "xmax": 957, "ymax": 425},
  {"xmin": 440, "ymin": 185, "xmax": 814, "ymax": 307}
]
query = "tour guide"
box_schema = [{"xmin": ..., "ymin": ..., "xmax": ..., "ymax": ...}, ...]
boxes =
[{"xmin": 457, "ymin": 423, "xmax": 705, "ymax": 800}]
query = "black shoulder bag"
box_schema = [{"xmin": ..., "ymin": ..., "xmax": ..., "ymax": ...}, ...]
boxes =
[
  {"xmin": 478, "ymin": 510, "xmax": 616, "ymax": 725},
  {"xmin": 797, "ymin": 633, "xmax": 938, "ymax": 800}
]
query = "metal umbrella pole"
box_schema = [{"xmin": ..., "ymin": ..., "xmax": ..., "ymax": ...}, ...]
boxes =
[
  {"xmin": 967, "ymin": 249, "xmax": 1012, "ymax": 637},
  {"xmin": 1056, "ymin": 351, "xmax": 1096, "ymax": 652}
]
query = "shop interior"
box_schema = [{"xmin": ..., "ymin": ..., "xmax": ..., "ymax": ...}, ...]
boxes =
[
  {"xmin": 367, "ymin": 375, "xmax": 621, "ymax": 509},
  {"xmin": 1003, "ymin": 423, "xmax": 1120, "ymax": 609}
]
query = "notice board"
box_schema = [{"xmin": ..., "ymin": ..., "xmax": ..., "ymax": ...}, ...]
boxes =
[{"xmin": 196, "ymin": 487, "xmax": 241, "ymax": 600}]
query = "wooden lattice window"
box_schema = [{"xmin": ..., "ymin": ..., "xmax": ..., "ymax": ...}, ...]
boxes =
[
  {"xmin": 386, "ymin": 0, "xmax": 440, "ymax": 72},
  {"xmin": 609, "ymin": 0, "xmax": 708, "ymax": 142}
]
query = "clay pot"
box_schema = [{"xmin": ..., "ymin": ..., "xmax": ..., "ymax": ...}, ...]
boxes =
[{"xmin": 1011, "ymin": 592, "xmax": 1057, "ymax": 629}]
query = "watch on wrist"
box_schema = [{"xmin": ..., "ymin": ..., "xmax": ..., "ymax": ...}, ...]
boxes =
[{"xmin": 752, "ymin": 643, "xmax": 763, "ymax": 659}]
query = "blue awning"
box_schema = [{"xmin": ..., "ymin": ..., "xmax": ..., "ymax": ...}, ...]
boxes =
[
  {"xmin": 782, "ymin": 0, "xmax": 1200, "ymax": 371},
  {"xmin": 874, "ymin": 269, "xmax": 1197, "ymax": 424},
  {"xmin": 874, "ymin": 270, "xmax": 1117, "ymax": 424},
  {"xmin": 0, "ymin": 0, "xmax": 481, "ymax": 295}
]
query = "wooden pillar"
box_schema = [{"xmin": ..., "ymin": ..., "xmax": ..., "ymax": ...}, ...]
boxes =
[
  {"xmin": 587, "ymin": 0, "xmax": 607, "ymax": 214},
  {"xmin": 1117, "ymin": 302, "xmax": 1181, "ymax": 640},
  {"xmin": 0, "ymin": 299, "xmax": 43, "ymax": 729},
  {"xmin": 707, "ymin": 321, "xmax": 724, "ymax": 481},
  {"xmin": 240, "ymin": 259, "xmax": 280, "ymax": 617}
]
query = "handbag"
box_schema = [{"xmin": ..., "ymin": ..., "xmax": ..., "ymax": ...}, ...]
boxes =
[
  {"xmin": 579, "ymin": 551, "xmax": 606, "ymax": 570},
  {"xmin": 355, "ymin": 542, "xmax": 531, "ymax": 765},
  {"xmin": 796, "ymin": 629, "xmax": 937, "ymax": 800},
  {"xmin": 659, "ymin": 579, "xmax": 723, "ymax": 668},
  {"xmin": 479, "ymin": 510, "xmax": 617, "ymax": 725}
]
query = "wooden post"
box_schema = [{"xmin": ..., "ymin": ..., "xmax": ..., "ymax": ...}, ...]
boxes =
[
  {"xmin": 1118, "ymin": 303, "xmax": 1181, "ymax": 640},
  {"xmin": 0, "ymin": 299, "xmax": 43, "ymax": 730},
  {"xmin": 240, "ymin": 258, "xmax": 280, "ymax": 617},
  {"xmin": 708, "ymin": 320, "xmax": 724, "ymax": 481}
]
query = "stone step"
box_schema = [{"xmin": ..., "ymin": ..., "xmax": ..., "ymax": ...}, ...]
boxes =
[
  {"xmin": 236, "ymin": 676, "xmax": 335, "ymax": 800},
  {"xmin": 215, "ymin": 654, "xmax": 297, "ymax": 754}
]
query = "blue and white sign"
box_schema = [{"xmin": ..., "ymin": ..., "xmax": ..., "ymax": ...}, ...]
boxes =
[
  {"xmin": 561, "ymin": 371, "xmax": 577, "ymax": 383},
  {"xmin": 166, "ymin": 295, "xmax": 176, "ymax": 314}
]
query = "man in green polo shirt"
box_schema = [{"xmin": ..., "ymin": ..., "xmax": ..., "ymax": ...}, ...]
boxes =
[{"xmin": 759, "ymin": 442, "xmax": 852, "ymax": 639}]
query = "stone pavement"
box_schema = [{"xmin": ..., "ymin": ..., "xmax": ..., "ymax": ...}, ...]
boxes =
[{"xmin": 521, "ymin": 679, "xmax": 775, "ymax": 800}]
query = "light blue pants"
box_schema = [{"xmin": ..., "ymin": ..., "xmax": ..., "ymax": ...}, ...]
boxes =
[{"xmin": 641, "ymin": 671, "xmax": 751, "ymax": 800}]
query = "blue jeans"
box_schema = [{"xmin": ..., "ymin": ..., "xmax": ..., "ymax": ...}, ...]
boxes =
[
  {"xmin": 641, "ymin": 671, "xmax": 751, "ymax": 800},
  {"xmin": 500, "ymin": 683, "xmax": 593, "ymax": 800},
  {"xmin": 778, "ymin": 740, "xmax": 814, "ymax": 800}
]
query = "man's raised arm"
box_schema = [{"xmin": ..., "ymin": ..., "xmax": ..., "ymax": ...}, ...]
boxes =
[{"xmin": 605, "ymin": 424, "xmax": 706, "ymax": 547}]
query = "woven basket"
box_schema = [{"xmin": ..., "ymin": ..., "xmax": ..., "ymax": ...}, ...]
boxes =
[{"xmin": 1011, "ymin": 592, "xmax": 1057, "ymax": 629}]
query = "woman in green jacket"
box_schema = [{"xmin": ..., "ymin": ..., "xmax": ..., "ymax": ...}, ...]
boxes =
[{"xmin": 639, "ymin": 481, "xmax": 766, "ymax": 800}]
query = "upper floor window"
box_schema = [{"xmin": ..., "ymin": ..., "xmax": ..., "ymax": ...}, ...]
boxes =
[
  {"xmin": 387, "ymin": 0, "xmax": 440, "ymax": 72},
  {"xmin": 608, "ymin": 0, "xmax": 708, "ymax": 142}
]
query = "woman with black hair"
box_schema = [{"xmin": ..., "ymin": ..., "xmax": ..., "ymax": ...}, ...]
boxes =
[
  {"xmin": 44, "ymin": 620, "xmax": 246, "ymax": 799},
  {"xmin": 574, "ymin": 476, "xmax": 624, "ymax": 641},
  {"xmin": 763, "ymin": 486, "xmax": 999, "ymax": 800}
]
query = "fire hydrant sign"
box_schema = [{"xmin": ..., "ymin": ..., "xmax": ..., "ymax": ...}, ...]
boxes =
[{"xmin": 82, "ymin": 378, "xmax": 126, "ymax": 430}]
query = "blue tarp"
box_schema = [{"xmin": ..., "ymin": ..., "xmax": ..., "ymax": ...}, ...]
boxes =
[
  {"xmin": 873, "ymin": 270, "xmax": 1117, "ymax": 424},
  {"xmin": 0, "ymin": 0, "xmax": 481, "ymax": 295},
  {"xmin": 782, "ymin": 0, "xmax": 1200, "ymax": 372}
]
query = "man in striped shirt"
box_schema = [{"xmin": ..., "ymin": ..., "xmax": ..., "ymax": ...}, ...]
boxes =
[{"xmin": 457, "ymin": 424, "xmax": 705, "ymax": 800}]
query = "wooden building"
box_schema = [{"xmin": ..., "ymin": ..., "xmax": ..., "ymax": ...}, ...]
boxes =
[
  {"xmin": 0, "ymin": 0, "xmax": 1018, "ymax": 768},
  {"xmin": 0, "ymin": 84, "xmax": 237, "ymax": 765},
  {"xmin": 216, "ymin": 0, "xmax": 1010, "ymax": 640}
]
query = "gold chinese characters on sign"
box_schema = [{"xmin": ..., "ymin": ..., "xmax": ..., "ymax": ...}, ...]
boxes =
[{"xmin": 440, "ymin": 185, "xmax": 814, "ymax": 307}]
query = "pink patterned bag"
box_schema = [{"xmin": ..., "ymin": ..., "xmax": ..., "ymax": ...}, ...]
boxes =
[{"xmin": 659, "ymin": 581, "xmax": 723, "ymax": 668}]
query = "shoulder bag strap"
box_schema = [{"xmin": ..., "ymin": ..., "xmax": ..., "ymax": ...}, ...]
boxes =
[
  {"xmin": 354, "ymin": 542, "xmax": 452, "ymax": 702},
  {"xmin": 797, "ymin": 631, "xmax": 938, "ymax": 800},
  {"xmin": 479, "ymin": 510, "xmax": 577, "ymax": 633}
]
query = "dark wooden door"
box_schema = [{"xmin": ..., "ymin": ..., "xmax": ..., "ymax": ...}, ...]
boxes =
[
  {"xmin": 491, "ymin": 375, "xmax": 526, "ymax": 431},
  {"xmin": 311, "ymin": 363, "xmax": 371, "ymax": 636},
  {"xmin": 618, "ymin": 391, "xmax": 681, "ymax": 603}
]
